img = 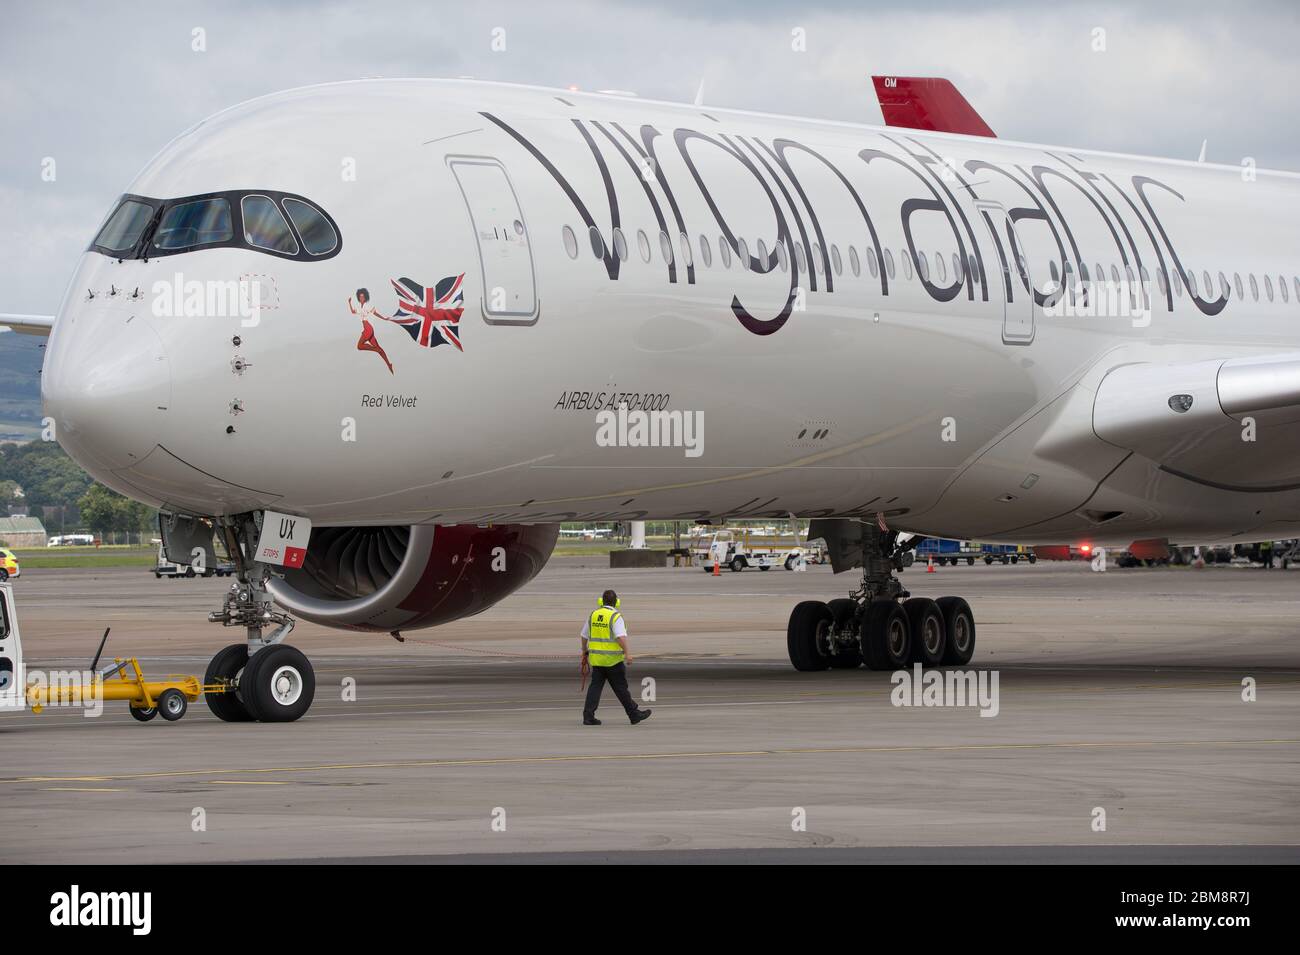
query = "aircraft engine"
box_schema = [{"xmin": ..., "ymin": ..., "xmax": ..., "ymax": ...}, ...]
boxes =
[{"xmin": 265, "ymin": 523, "xmax": 559, "ymax": 632}]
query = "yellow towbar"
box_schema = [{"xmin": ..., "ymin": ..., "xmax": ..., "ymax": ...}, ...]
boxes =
[{"xmin": 27, "ymin": 655, "xmax": 227, "ymax": 722}]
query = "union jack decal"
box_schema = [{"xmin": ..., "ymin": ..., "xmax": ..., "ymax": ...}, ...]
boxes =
[{"xmin": 386, "ymin": 274, "xmax": 465, "ymax": 351}]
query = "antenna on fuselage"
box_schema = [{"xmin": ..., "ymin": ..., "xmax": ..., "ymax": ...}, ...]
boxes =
[{"xmin": 693, "ymin": 80, "xmax": 705, "ymax": 107}]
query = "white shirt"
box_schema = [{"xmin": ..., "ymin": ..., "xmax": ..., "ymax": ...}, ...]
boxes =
[{"xmin": 581, "ymin": 609, "xmax": 627, "ymax": 640}]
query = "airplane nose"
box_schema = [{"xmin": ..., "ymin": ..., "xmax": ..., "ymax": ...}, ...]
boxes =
[{"xmin": 43, "ymin": 307, "xmax": 171, "ymax": 473}]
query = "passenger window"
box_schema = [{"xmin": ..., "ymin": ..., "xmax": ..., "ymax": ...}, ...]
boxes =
[
  {"xmin": 1265, "ymin": 274, "xmax": 1274, "ymax": 302},
  {"xmin": 637, "ymin": 230, "xmax": 651, "ymax": 263},
  {"xmin": 153, "ymin": 197, "xmax": 233, "ymax": 251},
  {"xmin": 718, "ymin": 235, "xmax": 732, "ymax": 269},
  {"xmin": 776, "ymin": 240, "xmax": 788, "ymax": 273},
  {"xmin": 590, "ymin": 226, "xmax": 605, "ymax": 259},
  {"xmin": 1250, "ymin": 274, "xmax": 1259, "ymax": 300},
  {"xmin": 794, "ymin": 242, "xmax": 807, "ymax": 273},
  {"xmin": 94, "ymin": 199, "xmax": 155, "ymax": 252},
  {"xmin": 1202, "ymin": 271, "xmax": 1212, "ymax": 299},
  {"xmin": 901, "ymin": 250, "xmax": 912, "ymax": 281},
  {"xmin": 1281, "ymin": 276, "xmax": 1290, "ymax": 303},
  {"xmin": 1219, "ymin": 272, "xmax": 1229, "ymax": 298},
  {"xmin": 678, "ymin": 233, "xmax": 692, "ymax": 268},
  {"xmin": 812, "ymin": 243, "xmax": 823, "ymax": 275},
  {"xmin": 659, "ymin": 231, "xmax": 673, "ymax": 265},
  {"xmin": 698, "ymin": 234, "xmax": 712, "ymax": 268},
  {"xmin": 831, "ymin": 244, "xmax": 842, "ymax": 276},
  {"xmin": 917, "ymin": 251, "xmax": 930, "ymax": 281},
  {"xmin": 849, "ymin": 246, "xmax": 860, "ymax": 277},
  {"xmin": 1188, "ymin": 271, "xmax": 1198, "ymax": 296},
  {"xmin": 935, "ymin": 251, "xmax": 945, "ymax": 283},
  {"xmin": 241, "ymin": 195, "xmax": 298, "ymax": 254},
  {"xmin": 737, "ymin": 238, "xmax": 749, "ymax": 266},
  {"xmin": 757, "ymin": 238, "xmax": 769, "ymax": 264},
  {"xmin": 868, "ymin": 248, "xmax": 879, "ymax": 279},
  {"xmin": 1294, "ymin": 277, "xmax": 1300, "ymax": 303},
  {"xmin": 612, "ymin": 227, "xmax": 628, "ymax": 262},
  {"xmin": 1172, "ymin": 268, "xmax": 1183, "ymax": 297},
  {"xmin": 1157, "ymin": 268, "xmax": 1168, "ymax": 297},
  {"xmin": 282, "ymin": 198, "xmax": 338, "ymax": 255},
  {"xmin": 885, "ymin": 248, "xmax": 895, "ymax": 280},
  {"xmin": 1234, "ymin": 273, "xmax": 1244, "ymax": 300},
  {"xmin": 562, "ymin": 225, "xmax": 578, "ymax": 259}
]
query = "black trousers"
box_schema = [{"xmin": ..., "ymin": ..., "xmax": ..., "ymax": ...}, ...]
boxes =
[{"xmin": 583, "ymin": 662, "xmax": 638, "ymax": 719}]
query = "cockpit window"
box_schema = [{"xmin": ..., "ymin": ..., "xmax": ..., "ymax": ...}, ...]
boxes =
[
  {"xmin": 89, "ymin": 190, "xmax": 341, "ymax": 262},
  {"xmin": 94, "ymin": 199, "xmax": 155, "ymax": 252},
  {"xmin": 241, "ymin": 195, "xmax": 299, "ymax": 254},
  {"xmin": 282, "ymin": 198, "xmax": 338, "ymax": 255},
  {"xmin": 152, "ymin": 198, "xmax": 233, "ymax": 251}
]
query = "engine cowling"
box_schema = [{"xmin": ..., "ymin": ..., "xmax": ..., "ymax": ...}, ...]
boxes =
[{"xmin": 266, "ymin": 523, "xmax": 559, "ymax": 632}]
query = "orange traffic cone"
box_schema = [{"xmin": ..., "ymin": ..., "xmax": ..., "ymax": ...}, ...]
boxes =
[
  {"xmin": 712, "ymin": 557, "xmax": 721, "ymax": 577},
  {"xmin": 926, "ymin": 556, "xmax": 936, "ymax": 573}
]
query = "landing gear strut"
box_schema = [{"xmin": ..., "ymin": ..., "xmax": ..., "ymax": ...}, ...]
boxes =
[
  {"xmin": 202, "ymin": 513, "xmax": 315, "ymax": 722},
  {"xmin": 786, "ymin": 523, "xmax": 977, "ymax": 672}
]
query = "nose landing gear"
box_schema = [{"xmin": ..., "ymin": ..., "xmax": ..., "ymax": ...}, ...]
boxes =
[
  {"xmin": 202, "ymin": 514, "xmax": 316, "ymax": 722},
  {"xmin": 786, "ymin": 522, "xmax": 978, "ymax": 672}
]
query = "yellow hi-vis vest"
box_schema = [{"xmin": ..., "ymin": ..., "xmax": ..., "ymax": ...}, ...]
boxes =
[{"xmin": 587, "ymin": 606, "xmax": 625, "ymax": 667}]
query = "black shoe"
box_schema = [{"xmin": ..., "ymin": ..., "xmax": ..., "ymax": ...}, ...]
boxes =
[
  {"xmin": 629, "ymin": 709, "xmax": 652, "ymax": 725},
  {"xmin": 583, "ymin": 716, "xmax": 601, "ymax": 725}
]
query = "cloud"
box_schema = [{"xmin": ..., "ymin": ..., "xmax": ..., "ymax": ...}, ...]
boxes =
[{"xmin": 1, "ymin": 0, "xmax": 1297, "ymax": 314}]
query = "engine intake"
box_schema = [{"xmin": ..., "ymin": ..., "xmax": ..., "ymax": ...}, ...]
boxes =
[{"xmin": 266, "ymin": 523, "xmax": 558, "ymax": 632}]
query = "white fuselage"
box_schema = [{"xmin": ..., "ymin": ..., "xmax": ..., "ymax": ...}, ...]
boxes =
[{"xmin": 42, "ymin": 79, "xmax": 1300, "ymax": 544}]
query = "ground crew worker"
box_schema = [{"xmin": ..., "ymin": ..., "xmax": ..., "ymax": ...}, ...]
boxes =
[{"xmin": 580, "ymin": 589, "xmax": 652, "ymax": 726}]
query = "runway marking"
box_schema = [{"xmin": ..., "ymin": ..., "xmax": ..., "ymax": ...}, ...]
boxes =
[
  {"xmin": 40, "ymin": 787, "xmax": 124, "ymax": 793},
  {"xmin": 207, "ymin": 779, "xmax": 289, "ymax": 786},
  {"xmin": 7, "ymin": 737, "xmax": 1298, "ymax": 785},
  {"xmin": 5, "ymin": 676, "xmax": 1296, "ymax": 730}
]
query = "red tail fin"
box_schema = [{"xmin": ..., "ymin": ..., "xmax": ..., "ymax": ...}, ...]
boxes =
[{"xmin": 871, "ymin": 76, "xmax": 995, "ymax": 138}]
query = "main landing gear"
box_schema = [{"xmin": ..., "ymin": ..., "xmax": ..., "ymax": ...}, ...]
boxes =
[
  {"xmin": 201, "ymin": 514, "xmax": 315, "ymax": 722},
  {"xmin": 787, "ymin": 524, "xmax": 976, "ymax": 672}
]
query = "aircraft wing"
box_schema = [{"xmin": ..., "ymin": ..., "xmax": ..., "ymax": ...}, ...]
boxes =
[
  {"xmin": 1092, "ymin": 352, "xmax": 1300, "ymax": 492},
  {"xmin": 870, "ymin": 75, "xmax": 996, "ymax": 138},
  {"xmin": 0, "ymin": 314, "xmax": 54, "ymax": 337}
]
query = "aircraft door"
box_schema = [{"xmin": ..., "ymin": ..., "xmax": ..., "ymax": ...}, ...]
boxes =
[
  {"xmin": 976, "ymin": 201, "xmax": 1034, "ymax": 345},
  {"xmin": 448, "ymin": 157, "xmax": 539, "ymax": 325}
]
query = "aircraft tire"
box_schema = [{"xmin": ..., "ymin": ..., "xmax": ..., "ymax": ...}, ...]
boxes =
[
  {"xmin": 937, "ymin": 596, "xmax": 976, "ymax": 665},
  {"xmin": 860, "ymin": 600, "xmax": 910, "ymax": 671},
  {"xmin": 241, "ymin": 644, "xmax": 315, "ymax": 722},
  {"xmin": 787, "ymin": 601, "xmax": 832, "ymax": 671},
  {"xmin": 205, "ymin": 644, "xmax": 255, "ymax": 722}
]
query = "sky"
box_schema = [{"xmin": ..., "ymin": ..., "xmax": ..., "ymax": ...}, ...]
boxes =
[{"xmin": 2, "ymin": 0, "xmax": 1298, "ymax": 315}]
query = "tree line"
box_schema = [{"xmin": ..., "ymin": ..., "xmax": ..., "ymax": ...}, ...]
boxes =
[{"xmin": 0, "ymin": 441, "xmax": 155, "ymax": 543}]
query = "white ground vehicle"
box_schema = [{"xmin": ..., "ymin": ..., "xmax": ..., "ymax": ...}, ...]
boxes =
[
  {"xmin": 0, "ymin": 584, "xmax": 23, "ymax": 713},
  {"xmin": 696, "ymin": 530, "xmax": 826, "ymax": 572},
  {"xmin": 46, "ymin": 534, "xmax": 95, "ymax": 547},
  {"xmin": 155, "ymin": 542, "xmax": 234, "ymax": 579}
]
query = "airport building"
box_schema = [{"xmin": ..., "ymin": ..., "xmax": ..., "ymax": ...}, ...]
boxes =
[{"xmin": 0, "ymin": 515, "xmax": 47, "ymax": 547}]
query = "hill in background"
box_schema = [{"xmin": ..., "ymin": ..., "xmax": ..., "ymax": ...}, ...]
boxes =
[{"xmin": 0, "ymin": 334, "xmax": 45, "ymax": 440}]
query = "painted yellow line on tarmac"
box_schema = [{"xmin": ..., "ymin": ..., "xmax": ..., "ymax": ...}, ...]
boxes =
[
  {"xmin": 40, "ymin": 787, "xmax": 125, "ymax": 793},
  {"xmin": 206, "ymin": 780, "xmax": 289, "ymax": 786},
  {"xmin": 7, "ymin": 737, "xmax": 1298, "ymax": 785}
]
